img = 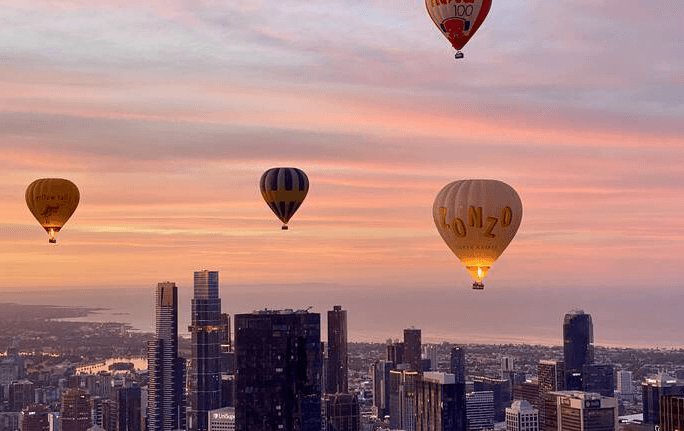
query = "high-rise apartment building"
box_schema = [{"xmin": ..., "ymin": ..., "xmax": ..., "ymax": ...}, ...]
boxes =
[
  {"xmin": 404, "ymin": 328, "xmax": 422, "ymax": 372},
  {"xmin": 563, "ymin": 311, "xmax": 594, "ymax": 390},
  {"xmin": 556, "ymin": 391, "xmax": 617, "ymax": 431},
  {"xmin": 188, "ymin": 271, "xmax": 222, "ymax": 431},
  {"xmin": 326, "ymin": 305, "xmax": 348, "ymax": 394},
  {"xmin": 60, "ymin": 389, "xmax": 91, "ymax": 431},
  {"xmin": 450, "ymin": 347, "xmax": 466, "ymax": 384},
  {"xmin": 505, "ymin": 400, "xmax": 539, "ymax": 431},
  {"xmin": 660, "ymin": 396, "xmax": 684, "ymax": 431},
  {"xmin": 323, "ymin": 393, "xmax": 360, "ymax": 431},
  {"xmin": 234, "ymin": 309, "xmax": 321, "ymax": 431},
  {"xmin": 147, "ymin": 282, "xmax": 185, "ymax": 431},
  {"xmin": 390, "ymin": 368, "xmax": 419, "ymax": 431},
  {"xmin": 466, "ymin": 391, "xmax": 495, "ymax": 431},
  {"xmin": 415, "ymin": 372, "xmax": 466, "ymax": 431},
  {"xmin": 642, "ymin": 374, "xmax": 684, "ymax": 425}
]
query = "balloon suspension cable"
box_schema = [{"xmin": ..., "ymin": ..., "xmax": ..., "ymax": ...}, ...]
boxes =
[
  {"xmin": 472, "ymin": 281, "xmax": 484, "ymax": 290},
  {"xmin": 281, "ymin": 224, "xmax": 289, "ymax": 230},
  {"xmin": 455, "ymin": 51, "xmax": 464, "ymax": 60}
]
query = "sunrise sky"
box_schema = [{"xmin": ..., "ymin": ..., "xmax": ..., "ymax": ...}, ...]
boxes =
[{"xmin": 1, "ymin": 0, "xmax": 683, "ymax": 295}]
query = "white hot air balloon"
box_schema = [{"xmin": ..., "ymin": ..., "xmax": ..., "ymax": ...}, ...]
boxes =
[{"xmin": 433, "ymin": 179, "xmax": 522, "ymax": 289}]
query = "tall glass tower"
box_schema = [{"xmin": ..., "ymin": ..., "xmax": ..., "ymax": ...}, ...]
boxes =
[
  {"xmin": 563, "ymin": 310, "xmax": 594, "ymax": 390},
  {"xmin": 188, "ymin": 271, "xmax": 222, "ymax": 431},
  {"xmin": 147, "ymin": 282, "xmax": 185, "ymax": 431},
  {"xmin": 326, "ymin": 305, "xmax": 348, "ymax": 394}
]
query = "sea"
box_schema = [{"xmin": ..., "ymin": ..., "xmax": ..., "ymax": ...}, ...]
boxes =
[{"xmin": 1, "ymin": 284, "xmax": 683, "ymax": 349}]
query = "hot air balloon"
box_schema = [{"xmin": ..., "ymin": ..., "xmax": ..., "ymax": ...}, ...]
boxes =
[
  {"xmin": 426, "ymin": 0, "xmax": 492, "ymax": 59},
  {"xmin": 26, "ymin": 178, "xmax": 80, "ymax": 244},
  {"xmin": 433, "ymin": 179, "xmax": 521, "ymax": 289},
  {"xmin": 260, "ymin": 167, "xmax": 309, "ymax": 230}
]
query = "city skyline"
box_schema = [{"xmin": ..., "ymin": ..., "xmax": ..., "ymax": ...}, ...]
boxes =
[{"xmin": 1, "ymin": 1, "xmax": 683, "ymax": 301}]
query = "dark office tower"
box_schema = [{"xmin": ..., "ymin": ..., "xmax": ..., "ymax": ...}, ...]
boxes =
[
  {"xmin": 387, "ymin": 340, "xmax": 405, "ymax": 366},
  {"xmin": 326, "ymin": 305, "xmax": 348, "ymax": 394},
  {"xmin": 323, "ymin": 393, "xmax": 360, "ymax": 431},
  {"xmin": 147, "ymin": 282, "xmax": 185, "ymax": 431},
  {"xmin": 372, "ymin": 360, "xmax": 393, "ymax": 419},
  {"xmin": 235, "ymin": 309, "xmax": 322, "ymax": 431},
  {"xmin": 61, "ymin": 388, "xmax": 92, "ymax": 431},
  {"xmin": 117, "ymin": 386, "xmax": 142, "ymax": 431},
  {"xmin": 556, "ymin": 392, "xmax": 617, "ymax": 431},
  {"xmin": 188, "ymin": 271, "xmax": 222, "ymax": 431},
  {"xmin": 415, "ymin": 372, "xmax": 466, "ymax": 431},
  {"xmin": 512, "ymin": 379, "xmax": 540, "ymax": 410},
  {"xmin": 582, "ymin": 364, "xmax": 615, "ymax": 397},
  {"xmin": 660, "ymin": 396, "xmax": 684, "ymax": 431},
  {"xmin": 450, "ymin": 347, "xmax": 466, "ymax": 384},
  {"xmin": 642, "ymin": 374, "xmax": 684, "ymax": 425},
  {"xmin": 473, "ymin": 376, "xmax": 512, "ymax": 422},
  {"xmin": 404, "ymin": 328, "xmax": 422, "ymax": 372},
  {"xmin": 538, "ymin": 360, "xmax": 565, "ymax": 431},
  {"xmin": 21, "ymin": 404, "xmax": 50, "ymax": 431},
  {"xmin": 9, "ymin": 380, "xmax": 34, "ymax": 411},
  {"xmin": 563, "ymin": 310, "xmax": 594, "ymax": 390}
]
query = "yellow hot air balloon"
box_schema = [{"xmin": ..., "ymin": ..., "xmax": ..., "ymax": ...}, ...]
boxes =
[
  {"xmin": 26, "ymin": 178, "xmax": 80, "ymax": 244},
  {"xmin": 259, "ymin": 167, "xmax": 309, "ymax": 230},
  {"xmin": 433, "ymin": 179, "xmax": 522, "ymax": 289}
]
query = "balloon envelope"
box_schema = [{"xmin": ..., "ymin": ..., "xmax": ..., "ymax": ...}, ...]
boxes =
[
  {"xmin": 433, "ymin": 179, "xmax": 522, "ymax": 285},
  {"xmin": 26, "ymin": 178, "xmax": 80, "ymax": 243},
  {"xmin": 426, "ymin": 0, "xmax": 492, "ymax": 53},
  {"xmin": 259, "ymin": 167, "xmax": 309, "ymax": 229}
]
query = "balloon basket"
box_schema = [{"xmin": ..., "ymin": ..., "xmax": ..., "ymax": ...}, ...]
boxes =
[
  {"xmin": 49, "ymin": 239, "xmax": 56, "ymax": 244},
  {"xmin": 472, "ymin": 282, "xmax": 484, "ymax": 290},
  {"xmin": 455, "ymin": 51, "xmax": 464, "ymax": 59},
  {"xmin": 281, "ymin": 225, "xmax": 288, "ymax": 230}
]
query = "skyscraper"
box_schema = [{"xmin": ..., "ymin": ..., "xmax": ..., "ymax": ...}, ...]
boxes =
[
  {"xmin": 389, "ymin": 368, "xmax": 419, "ymax": 431},
  {"xmin": 450, "ymin": 347, "xmax": 466, "ymax": 384},
  {"xmin": 466, "ymin": 391, "xmax": 495, "ymax": 431},
  {"xmin": 660, "ymin": 396, "xmax": 684, "ymax": 431},
  {"xmin": 505, "ymin": 400, "xmax": 539, "ymax": 431},
  {"xmin": 188, "ymin": 271, "xmax": 222, "ymax": 431},
  {"xmin": 21, "ymin": 404, "xmax": 50, "ymax": 431},
  {"xmin": 147, "ymin": 282, "xmax": 185, "ymax": 431},
  {"xmin": 60, "ymin": 389, "xmax": 92, "ymax": 431},
  {"xmin": 642, "ymin": 374, "xmax": 684, "ymax": 425},
  {"xmin": 616, "ymin": 371, "xmax": 633, "ymax": 398},
  {"xmin": 387, "ymin": 340, "xmax": 405, "ymax": 366},
  {"xmin": 582, "ymin": 364, "xmax": 614, "ymax": 397},
  {"xmin": 323, "ymin": 393, "xmax": 360, "ymax": 431},
  {"xmin": 538, "ymin": 360, "xmax": 565, "ymax": 431},
  {"xmin": 404, "ymin": 328, "xmax": 422, "ymax": 372},
  {"xmin": 556, "ymin": 391, "xmax": 617, "ymax": 431},
  {"xmin": 563, "ymin": 311, "xmax": 594, "ymax": 390},
  {"xmin": 473, "ymin": 376, "xmax": 512, "ymax": 422},
  {"xmin": 117, "ymin": 385, "xmax": 142, "ymax": 431},
  {"xmin": 234, "ymin": 309, "xmax": 322, "ymax": 431},
  {"xmin": 326, "ymin": 305, "xmax": 348, "ymax": 394},
  {"xmin": 415, "ymin": 372, "xmax": 466, "ymax": 431},
  {"xmin": 371, "ymin": 360, "xmax": 393, "ymax": 419}
]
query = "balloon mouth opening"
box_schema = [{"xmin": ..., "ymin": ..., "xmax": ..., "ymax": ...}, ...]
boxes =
[{"xmin": 465, "ymin": 265, "xmax": 490, "ymax": 282}]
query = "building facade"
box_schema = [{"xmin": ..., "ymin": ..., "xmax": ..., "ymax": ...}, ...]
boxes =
[
  {"xmin": 326, "ymin": 306, "xmax": 348, "ymax": 395},
  {"xmin": 390, "ymin": 368, "xmax": 419, "ymax": 431},
  {"xmin": 660, "ymin": 396, "xmax": 684, "ymax": 431},
  {"xmin": 208, "ymin": 407, "xmax": 235, "ymax": 431},
  {"xmin": 556, "ymin": 391, "xmax": 617, "ymax": 431},
  {"xmin": 642, "ymin": 374, "xmax": 684, "ymax": 425},
  {"xmin": 323, "ymin": 393, "xmax": 360, "ymax": 431},
  {"xmin": 188, "ymin": 271, "xmax": 222, "ymax": 431},
  {"xmin": 404, "ymin": 329, "xmax": 422, "ymax": 372},
  {"xmin": 415, "ymin": 372, "xmax": 466, "ymax": 431},
  {"xmin": 538, "ymin": 360, "xmax": 565, "ymax": 431},
  {"xmin": 371, "ymin": 360, "xmax": 393, "ymax": 420},
  {"xmin": 60, "ymin": 389, "xmax": 91, "ymax": 431},
  {"xmin": 466, "ymin": 391, "xmax": 494, "ymax": 431},
  {"xmin": 563, "ymin": 311, "xmax": 594, "ymax": 391},
  {"xmin": 505, "ymin": 400, "xmax": 539, "ymax": 431},
  {"xmin": 147, "ymin": 282, "xmax": 185, "ymax": 431},
  {"xmin": 581, "ymin": 364, "xmax": 614, "ymax": 397},
  {"xmin": 234, "ymin": 309, "xmax": 321, "ymax": 431},
  {"xmin": 450, "ymin": 347, "xmax": 466, "ymax": 385}
]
